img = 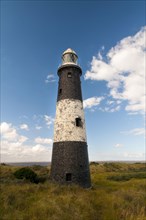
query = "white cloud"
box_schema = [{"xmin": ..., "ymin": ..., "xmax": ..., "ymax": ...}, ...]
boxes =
[
  {"xmin": 0, "ymin": 121, "xmax": 52, "ymax": 162},
  {"xmin": 124, "ymin": 152, "xmax": 144, "ymax": 159},
  {"xmin": 121, "ymin": 128, "xmax": 145, "ymax": 136},
  {"xmin": 0, "ymin": 122, "xmax": 28, "ymax": 143},
  {"xmin": 85, "ymin": 26, "xmax": 146, "ymax": 114},
  {"xmin": 20, "ymin": 124, "xmax": 29, "ymax": 131},
  {"xmin": 107, "ymin": 100, "xmax": 114, "ymax": 105},
  {"xmin": 85, "ymin": 57, "xmax": 117, "ymax": 81},
  {"xmin": 83, "ymin": 96, "xmax": 104, "ymax": 109},
  {"xmin": 100, "ymin": 105, "xmax": 120, "ymax": 113},
  {"xmin": 35, "ymin": 137, "xmax": 53, "ymax": 145},
  {"xmin": 18, "ymin": 135, "xmax": 28, "ymax": 143},
  {"xmin": 35, "ymin": 125, "xmax": 42, "ymax": 130},
  {"xmin": 31, "ymin": 144, "xmax": 47, "ymax": 152},
  {"xmin": 94, "ymin": 151, "xmax": 145, "ymax": 161},
  {"xmin": 19, "ymin": 115, "xmax": 28, "ymax": 119},
  {"xmin": 1, "ymin": 140, "xmax": 52, "ymax": 162},
  {"xmin": 115, "ymin": 143, "xmax": 123, "ymax": 148},
  {"xmin": 0, "ymin": 122, "xmax": 14, "ymax": 134},
  {"xmin": 0, "ymin": 122, "xmax": 19, "ymax": 140},
  {"xmin": 44, "ymin": 115, "xmax": 54, "ymax": 128},
  {"xmin": 32, "ymin": 114, "xmax": 54, "ymax": 129},
  {"xmin": 99, "ymin": 99, "xmax": 122, "ymax": 113},
  {"xmin": 45, "ymin": 74, "xmax": 56, "ymax": 83}
]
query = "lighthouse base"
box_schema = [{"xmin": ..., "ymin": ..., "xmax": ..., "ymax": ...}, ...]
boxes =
[{"xmin": 50, "ymin": 141, "xmax": 91, "ymax": 188}]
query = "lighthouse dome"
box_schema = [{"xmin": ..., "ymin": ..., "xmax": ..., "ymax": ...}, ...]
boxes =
[
  {"xmin": 62, "ymin": 48, "xmax": 78, "ymax": 65},
  {"xmin": 62, "ymin": 48, "xmax": 77, "ymax": 56}
]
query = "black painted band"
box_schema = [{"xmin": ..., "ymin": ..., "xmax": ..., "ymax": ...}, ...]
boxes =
[
  {"xmin": 57, "ymin": 66, "xmax": 83, "ymax": 102},
  {"xmin": 58, "ymin": 64, "xmax": 82, "ymax": 75},
  {"xmin": 51, "ymin": 141, "xmax": 91, "ymax": 188}
]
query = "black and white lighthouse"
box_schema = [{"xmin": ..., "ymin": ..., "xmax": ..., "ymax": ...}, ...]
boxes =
[{"xmin": 50, "ymin": 48, "xmax": 91, "ymax": 188}]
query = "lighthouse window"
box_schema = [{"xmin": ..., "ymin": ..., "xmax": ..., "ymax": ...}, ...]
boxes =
[
  {"xmin": 66, "ymin": 173, "xmax": 72, "ymax": 181},
  {"xmin": 59, "ymin": 89, "xmax": 62, "ymax": 94},
  {"xmin": 68, "ymin": 72, "xmax": 72, "ymax": 78},
  {"xmin": 75, "ymin": 117, "xmax": 82, "ymax": 127}
]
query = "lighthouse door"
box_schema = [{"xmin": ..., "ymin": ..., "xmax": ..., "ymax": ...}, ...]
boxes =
[{"xmin": 66, "ymin": 173, "xmax": 72, "ymax": 181}]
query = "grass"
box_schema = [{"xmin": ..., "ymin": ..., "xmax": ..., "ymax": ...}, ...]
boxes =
[
  {"xmin": 107, "ymin": 172, "xmax": 146, "ymax": 181},
  {"xmin": 0, "ymin": 162, "xmax": 146, "ymax": 220}
]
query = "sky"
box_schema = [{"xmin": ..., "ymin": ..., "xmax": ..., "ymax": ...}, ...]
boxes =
[{"xmin": 1, "ymin": 0, "xmax": 145, "ymax": 162}]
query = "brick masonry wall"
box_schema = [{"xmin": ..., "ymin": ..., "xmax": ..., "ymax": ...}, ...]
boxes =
[
  {"xmin": 51, "ymin": 63, "xmax": 91, "ymax": 188},
  {"xmin": 51, "ymin": 141, "xmax": 91, "ymax": 188},
  {"xmin": 57, "ymin": 66, "xmax": 82, "ymax": 101},
  {"xmin": 53, "ymin": 99, "xmax": 87, "ymax": 142}
]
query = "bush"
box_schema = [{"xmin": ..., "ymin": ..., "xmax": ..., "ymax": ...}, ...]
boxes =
[
  {"xmin": 1, "ymin": 163, "xmax": 7, "ymax": 166},
  {"xmin": 90, "ymin": 162, "xmax": 99, "ymax": 165},
  {"xmin": 103, "ymin": 162, "xmax": 121, "ymax": 171},
  {"xmin": 32, "ymin": 165, "xmax": 43, "ymax": 171},
  {"xmin": 13, "ymin": 167, "xmax": 39, "ymax": 183},
  {"xmin": 107, "ymin": 172, "xmax": 146, "ymax": 181}
]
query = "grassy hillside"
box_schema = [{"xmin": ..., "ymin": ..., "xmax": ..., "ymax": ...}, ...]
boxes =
[{"xmin": 0, "ymin": 162, "xmax": 146, "ymax": 220}]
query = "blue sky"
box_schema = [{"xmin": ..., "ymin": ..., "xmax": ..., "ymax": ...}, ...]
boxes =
[{"xmin": 1, "ymin": 0, "xmax": 145, "ymax": 162}]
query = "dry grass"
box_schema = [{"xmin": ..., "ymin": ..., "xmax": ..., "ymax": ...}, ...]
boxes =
[{"xmin": 0, "ymin": 162, "xmax": 146, "ymax": 220}]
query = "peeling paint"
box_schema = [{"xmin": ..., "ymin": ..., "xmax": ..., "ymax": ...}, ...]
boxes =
[{"xmin": 54, "ymin": 99, "xmax": 87, "ymax": 142}]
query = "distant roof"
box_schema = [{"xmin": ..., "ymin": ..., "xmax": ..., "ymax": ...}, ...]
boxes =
[{"xmin": 62, "ymin": 48, "xmax": 77, "ymax": 56}]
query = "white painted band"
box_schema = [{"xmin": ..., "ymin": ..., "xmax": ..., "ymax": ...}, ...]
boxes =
[{"xmin": 53, "ymin": 99, "xmax": 87, "ymax": 142}]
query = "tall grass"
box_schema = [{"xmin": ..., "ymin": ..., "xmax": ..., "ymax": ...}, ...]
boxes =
[{"xmin": 0, "ymin": 162, "xmax": 146, "ymax": 220}]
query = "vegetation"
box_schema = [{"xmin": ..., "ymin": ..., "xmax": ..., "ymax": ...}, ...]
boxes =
[
  {"xmin": 0, "ymin": 162, "xmax": 146, "ymax": 220},
  {"xmin": 107, "ymin": 172, "xmax": 146, "ymax": 181},
  {"xmin": 13, "ymin": 167, "xmax": 38, "ymax": 183}
]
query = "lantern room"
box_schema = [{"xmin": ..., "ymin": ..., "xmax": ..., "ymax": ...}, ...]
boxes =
[{"xmin": 62, "ymin": 48, "xmax": 78, "ymax": 65}]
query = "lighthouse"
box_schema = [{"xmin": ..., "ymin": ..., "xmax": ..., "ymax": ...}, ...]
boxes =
[{"xmin": 50, "ymin": 48, "xmax": 91, "ymax": 188}]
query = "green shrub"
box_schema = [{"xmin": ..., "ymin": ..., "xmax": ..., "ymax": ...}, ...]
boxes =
[
  {"xmin": 103, "ymin": 162, "xmax": 121, "ymax": 171},
  {"xmin": 107, "ymin": 172, "xmax": 146, "ymax": 181},
  {"xmin": 32, "ymin": 165, "xmax": 43, "ymax": 171},
  {"xmin": 0, "ymin": 163, "xmax": 7, "ymax": 166},
  {"xmin": 13, "ymin": 167, "xmax": 39, "ymax": 183},
  {"xmin": 90, "ymin": 162, "xmax": 99, "ymax": 165}
]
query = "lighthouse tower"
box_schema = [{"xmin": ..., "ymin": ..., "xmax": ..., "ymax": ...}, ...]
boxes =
[{"xmin": 50, "ymin": 48, "xmax": 91, "ymax": 188}]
